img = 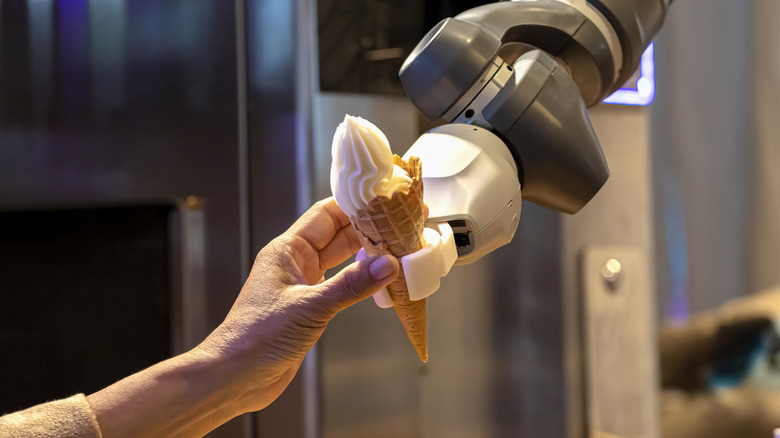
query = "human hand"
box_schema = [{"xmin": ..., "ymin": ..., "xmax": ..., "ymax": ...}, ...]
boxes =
[{"xmin": 195, "ymin": 197, "xmax": 400, "ymax": 413}]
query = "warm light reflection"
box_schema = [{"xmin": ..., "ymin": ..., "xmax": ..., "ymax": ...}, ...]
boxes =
[
  {"xmin": 603, "ymin": 42, "xmax": 656, "ymax": 106},
  {"xmin": 602, "ymin": 258, "xmax": 622, "ymax": 278}
]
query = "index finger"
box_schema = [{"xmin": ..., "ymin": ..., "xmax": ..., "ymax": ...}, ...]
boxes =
[{"xmin": 288, "ymin": 197, "xmax": 352, "ymax": 251}]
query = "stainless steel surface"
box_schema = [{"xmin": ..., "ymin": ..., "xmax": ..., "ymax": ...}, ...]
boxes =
[
  {"xmin": 233, "ymin": 0, "xmax": 256, "ymax": 431},
  {"xmin": 172, "ymin": 197, "xmax": 208, "ymax": 354},
  {"xmin": 317, "ymin": 0, "xmax": 425, "ymax": 96},
  {"xmin": 0, "ymin": 0, "xmax": 243, "ymax": 324},
  {"xmin": 583, "ymin": 247, "xmax": 656, "ymax": 438},
  {"xmin": 320, "ymin": 206, "xmax": 568, "ymax": 438},
  {"xmin": 752, "ymin": 0, "xmax": 780, "ymax": 293},
  {"xmin": 315, "ymin": 93, "xmax": 569, "ymax": 438},
  {"xmin": 562, "ymin": 105, "xmax": 658, "ymax": 438},
  {"xmin": 0, "ymin": 1, "xmax": 314, "ymax": 436},
  {"xmin": 245, "ymin": 0, "xmax": 318, "ymax": 436},
  {"xmin": 649, "ymin": 0, "xmax": 754, "ymax": 314},
  {"xmin": 236, "ymin": 0, "xmax": 252, "ymax": 283}
]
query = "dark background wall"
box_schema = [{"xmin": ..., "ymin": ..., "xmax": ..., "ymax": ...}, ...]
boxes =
[{"xmin": 0, "ymin": 0, "xmax": 245, "ymax": 429}]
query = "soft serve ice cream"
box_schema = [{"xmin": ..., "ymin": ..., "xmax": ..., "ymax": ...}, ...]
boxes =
[
  {"xmin": 330, "ymin": 114, "xmax": 429, "ymax": 362},
  {"xmin": 330, "ymin": 115, "xmax": 412, "ymax": 216}
]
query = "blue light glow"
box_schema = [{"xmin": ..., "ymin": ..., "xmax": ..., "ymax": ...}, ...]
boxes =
[{"xmin": 603, "ymin": 42, "xmax": 655, "ymax": 106}]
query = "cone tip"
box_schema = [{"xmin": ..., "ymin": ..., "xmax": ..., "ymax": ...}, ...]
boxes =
[{"xmin": 414, "ymin": 345, "xmax": 428, "ymax": 363}]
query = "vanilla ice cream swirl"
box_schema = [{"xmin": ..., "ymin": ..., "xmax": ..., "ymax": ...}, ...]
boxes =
[{"xmin": 330, "ymin": 115, "xmax": 412, "ymax": 217}]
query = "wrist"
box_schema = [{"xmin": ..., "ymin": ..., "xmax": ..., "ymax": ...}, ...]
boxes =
[
  {"xmin": 182, "ymin": 344, "xmax": 257, "ymax": 418},
  {"xmin": 192, "ymin": 323, "xmax": 301, "ymax": 413},
  {"xmin": 87, "ymin": 347, "xmax": 253, "ymax": 438}
]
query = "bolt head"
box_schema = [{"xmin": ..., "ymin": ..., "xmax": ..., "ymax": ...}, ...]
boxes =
[{"xmin": 601, "ymin": 258, "xmax": 622, "ymax": 289}]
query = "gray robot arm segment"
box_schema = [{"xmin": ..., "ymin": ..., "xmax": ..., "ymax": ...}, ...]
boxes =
[
  {"xmin": 398, "ymin": 0, "xmax": 669, "ymax": 262},
  {"xmin": 456, "ymin": 1, "xmax": 617, "ymax": 106},
  {"xmin": 587, "ymin": 0, "xmax": 669, "ymax": 95}
]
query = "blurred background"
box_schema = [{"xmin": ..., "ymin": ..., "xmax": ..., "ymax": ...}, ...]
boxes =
[{"xmin": 0, "ymin": 0, "xmax": 778, "ymax": 437}]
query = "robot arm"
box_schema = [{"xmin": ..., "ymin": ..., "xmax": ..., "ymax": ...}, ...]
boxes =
[{"xmin": 399, "ymin": 0, "xmax": 670, "ymax": 264}]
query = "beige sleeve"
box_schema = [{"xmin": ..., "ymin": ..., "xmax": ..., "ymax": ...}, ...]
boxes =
[{"xmin": 0, "ymin": 394, "xmax": 102, "ymax": 438}]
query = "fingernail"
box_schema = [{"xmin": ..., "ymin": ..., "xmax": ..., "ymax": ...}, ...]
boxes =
[{"xmin": 369, "ymin": 255, "xmax": 396, "ymax": 280}]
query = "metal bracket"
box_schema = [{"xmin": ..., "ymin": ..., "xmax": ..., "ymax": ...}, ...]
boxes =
[{"xmin": 581, "ymin": 246, "xmax": 658, "ymax": 438}]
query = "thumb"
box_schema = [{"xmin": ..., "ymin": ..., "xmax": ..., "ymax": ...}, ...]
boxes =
[{"xmin": 312, "ymin": 254, "xmax": 399, "ymax": 314}]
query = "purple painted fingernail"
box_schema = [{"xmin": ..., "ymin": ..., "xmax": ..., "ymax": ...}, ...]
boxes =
[{"xmin": 369, "ymin": 255, "xmax": 395, "ymax": 280}]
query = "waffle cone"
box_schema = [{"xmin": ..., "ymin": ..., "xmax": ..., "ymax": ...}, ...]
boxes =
[{"xmin": 351, "ymin": 155, "xmax": 428, "ymax": 362}]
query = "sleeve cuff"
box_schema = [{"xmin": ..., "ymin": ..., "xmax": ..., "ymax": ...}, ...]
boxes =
[{"xmin": 0, "ymin": 394, "xmax": 102, "ymax": 438}]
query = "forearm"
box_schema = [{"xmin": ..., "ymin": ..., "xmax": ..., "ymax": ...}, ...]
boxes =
[
  {"xmin": 87, "ymin": 348, "xmax": 250, "ymax": 438},
  {"xmin": 85, "ymin": 198, "xmax": 396, "ymax": 437}
]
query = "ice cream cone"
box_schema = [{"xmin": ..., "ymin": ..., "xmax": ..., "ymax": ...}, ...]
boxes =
[{"xmin": 351, "ymin": 155, "xmax": 428, "ymax": 362}]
